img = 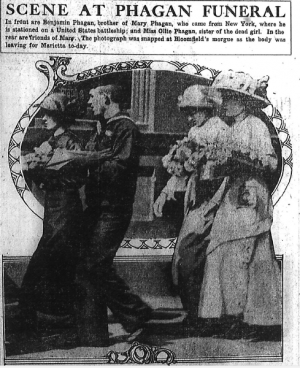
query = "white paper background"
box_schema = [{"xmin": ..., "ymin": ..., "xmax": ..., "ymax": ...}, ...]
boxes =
[{"xmin": 1, "ymin": 0, "xmax": 299, "ymax": 365}]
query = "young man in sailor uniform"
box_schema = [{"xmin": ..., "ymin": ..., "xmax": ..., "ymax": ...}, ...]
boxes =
[{"xmin": 74, "ymin": 84, "xmax": 152, "ymax": 347}]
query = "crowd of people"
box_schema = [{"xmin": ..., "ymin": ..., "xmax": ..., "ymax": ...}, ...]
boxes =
[{"xmin": 18, "ymin": 69, "xmax": 282, "ymax": 348}]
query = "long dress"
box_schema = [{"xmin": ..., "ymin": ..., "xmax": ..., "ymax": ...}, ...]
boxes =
[
  {"xmin": 198, "ymin": 115, "xmax": 282, "ymax": 326},
  {"xmin": 171, "ymin": 116, "xmax": 229, "ymax": 319},
  {"xmin": 19, "ymin": 130, "xmax": 86, "ymax": 317}
]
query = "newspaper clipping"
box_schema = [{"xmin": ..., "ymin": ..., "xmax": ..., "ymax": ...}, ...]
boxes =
[{"xmin": 0, "ymin": 0, "xmax": 299, "ymax": 365}]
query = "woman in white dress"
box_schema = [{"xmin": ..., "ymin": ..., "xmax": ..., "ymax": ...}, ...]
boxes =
[
  {"xmin": 197, "ymin": 71, "xmax": 282, "ymax": 340},
  {"xmin": 154, "ymin": 85, "xmax": 229, "ymax": 323}
]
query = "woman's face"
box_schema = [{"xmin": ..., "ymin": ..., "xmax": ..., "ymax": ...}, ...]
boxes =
[
  {"xmin": 222, "ymin": 98, "xmax": 245, "ymax": 117},
  {"xmin": 183, "ymin": 108, "xmax": 209, "ymax": 127},
  {"xmin": 43, "ymin": 114, "xmax": 58, "ymax": 130}
]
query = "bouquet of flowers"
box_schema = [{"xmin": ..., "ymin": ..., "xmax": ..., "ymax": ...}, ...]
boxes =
[
  {"xmin": 22, "ymin": 142, "xmax": 84, "ymax": 172},
  {"xmin": 204, "ymin": 137, "xmax": 274, "ymax": 177},
  {"xmin": 162, "ymin": 137, "xmax": 206, "ymax": 176},
  {"xmin": 203, "ymin": 138, "xmax": 233, "ymax": 165},
  {"xmin": 162, "ymin": 130, "xmax": 275, "ymax": 179},
  {"xmin": 22, "ymin": 141, "xmax": 53, "ymax": 170}
]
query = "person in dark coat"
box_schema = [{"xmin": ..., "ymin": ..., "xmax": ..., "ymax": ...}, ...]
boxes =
[
  {"xmin": 19, "ymin": 93, "xmax": 86, "ymax": 331},
  {"xmin": 73, "ymin": 84, "xmax": 152, "ymax": 347}
]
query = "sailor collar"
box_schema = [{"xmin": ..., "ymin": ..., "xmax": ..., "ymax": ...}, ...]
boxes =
[{"xmin": 106, "ymin": 114, "xmax": 134, "ymax": 125}]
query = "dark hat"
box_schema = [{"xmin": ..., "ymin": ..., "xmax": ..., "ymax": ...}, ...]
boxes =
[{"xmin": 40, "ymin": 93, "xmax": 69, "ymax": 114}]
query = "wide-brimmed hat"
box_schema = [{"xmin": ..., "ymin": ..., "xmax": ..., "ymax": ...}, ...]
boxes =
[
  {"xmin": 212, "ymin": 70, "xmax": 270, "ymax": 108},
  {"xmin": 178, "ymin": 85, "xmax": 222, "ymax": 109}
]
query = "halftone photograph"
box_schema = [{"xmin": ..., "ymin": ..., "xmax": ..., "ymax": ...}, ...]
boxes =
[{"xmin": 2, "ymin": 57, "xmax": 292, "ymax": 364}]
